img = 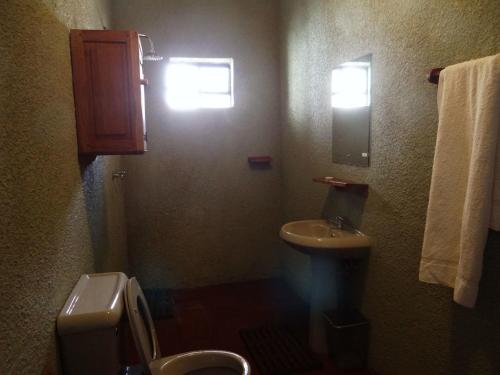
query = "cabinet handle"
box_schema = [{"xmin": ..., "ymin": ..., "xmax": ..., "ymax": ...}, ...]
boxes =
[{"xmin": 140, "ymin": 78, "xmax": 149, "ymax": 86}]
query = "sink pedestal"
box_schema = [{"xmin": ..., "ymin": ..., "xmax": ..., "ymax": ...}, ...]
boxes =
[
  {"xmin": 309, "ymin": 257, "xmax": 361, "ymax": 354},
  {"xmin": 309, "ymin": 256, "xmax": 339, "ymax": 354}
]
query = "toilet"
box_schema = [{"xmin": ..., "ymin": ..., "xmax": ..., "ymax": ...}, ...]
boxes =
[
  {"xmin": 57, "ymin": 272, "xmax": 250, "ymax": 375},
  {"xmin": 125, "ymin": 276, "xmax": 250, "ymax": 375}
]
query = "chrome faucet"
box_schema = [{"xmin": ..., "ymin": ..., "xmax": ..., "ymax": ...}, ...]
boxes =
[
  {"xmin": 335, "ymin": 216, "xmax": 345, "ymax": 229},
  {"xmin": 329, "ymin": 216, "xmax": 355, "ymax": 231}
]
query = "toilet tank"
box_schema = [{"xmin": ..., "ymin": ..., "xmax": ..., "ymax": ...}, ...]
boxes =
[{"xmin": 57, "ymin": 272, "xmax": 128, "ymax": 375}]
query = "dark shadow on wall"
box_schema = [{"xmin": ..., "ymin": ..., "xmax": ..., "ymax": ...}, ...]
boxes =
[
  {"xmin": 449, "ymin": 230, "xmax": 500, "ymax": 374},
  {"xmin": 80, "ymin": 156, "xmax": 111, "ymax": 273}
]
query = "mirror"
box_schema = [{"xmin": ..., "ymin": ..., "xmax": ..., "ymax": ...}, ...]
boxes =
[{"xmin": 331, "ymin": 54, "xmax": 371, "ymax": 167}]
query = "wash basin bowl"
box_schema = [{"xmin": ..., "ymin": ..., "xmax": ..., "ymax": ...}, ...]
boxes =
[{"xmin": 280, "ymin": 219, "xmax": 370, "ymax": 257}]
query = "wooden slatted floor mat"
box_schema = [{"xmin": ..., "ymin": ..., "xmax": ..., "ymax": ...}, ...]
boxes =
[{"xmin": 240, "ymin": 325, "xmax": 322, "ymax": 375}]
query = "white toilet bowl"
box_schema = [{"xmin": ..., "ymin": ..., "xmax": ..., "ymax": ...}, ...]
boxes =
[
  {"xmin": 149, "ymin": 351, "xmax": 249, "ymax": 375},
  {"xmin": 125, "ymin": 277, "xmax": 250, "ymax": 375}
]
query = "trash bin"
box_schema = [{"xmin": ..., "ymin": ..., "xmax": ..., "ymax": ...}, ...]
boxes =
[{"xmin": 323, "ymin": 309, "xmax": 369, "ymax": 370}]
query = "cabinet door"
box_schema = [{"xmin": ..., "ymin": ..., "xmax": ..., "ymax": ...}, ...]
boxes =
[{"xmin": 70, "ymin": 30, "xmax": 146, "ymax": 155}]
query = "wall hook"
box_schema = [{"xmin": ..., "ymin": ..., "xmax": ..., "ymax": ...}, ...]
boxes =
[{"xmin": 112, "ymin": 170, "xmax": 128, "ymax": 180}]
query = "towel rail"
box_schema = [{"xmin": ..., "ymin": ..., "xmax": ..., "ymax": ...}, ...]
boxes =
[{"xmin": 428, "ymin": 68, "xmax": 444, "ymax": 84}]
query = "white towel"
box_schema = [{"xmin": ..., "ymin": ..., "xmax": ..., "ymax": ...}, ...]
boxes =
[
  {"xmin": 491, "ymin": 145, "xmax": 500, "ymax": 230},
  {"xmin": 419, "ymin": 53, "xmax": 500, "ymax": 308}
]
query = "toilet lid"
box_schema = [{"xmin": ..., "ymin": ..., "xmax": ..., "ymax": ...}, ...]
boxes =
[{"xmin": 125, "ymin": 277, "xmax": 161, "ymax": 371}]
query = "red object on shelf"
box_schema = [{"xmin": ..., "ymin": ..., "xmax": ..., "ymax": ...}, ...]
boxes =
[
  {"xmin": 248, "ymin": 156, "xmax": 272, "ymax": 164},
  {"xmin": 428, "ymin": 68, "xmax": 444, "ymax": 84},
  {"xmin": 313, "ymin": 177, "xmax": 368, "ymax": 194}
]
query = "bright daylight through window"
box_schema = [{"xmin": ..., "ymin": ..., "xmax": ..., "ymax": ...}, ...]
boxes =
[
  {"xmin": 331, "ymin": 61, "xmax": 371, "ymax": 109},
  {"xmin": 166, "ymin": 58, "xmax": 234, "ymax": 110}
]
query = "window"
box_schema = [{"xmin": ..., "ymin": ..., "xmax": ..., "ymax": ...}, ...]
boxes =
[
  {"xmin": 166, "ymin": 57, "xmax": 234, "ymax": 110},
  {"xmin": 331, "ymin": 61, "xmax": 371, "ymax": 109}
]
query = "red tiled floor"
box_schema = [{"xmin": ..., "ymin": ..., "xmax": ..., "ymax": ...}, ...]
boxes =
[{"xmin": 125, "ymin": 278, "xmax": 372, "ymax": 375}]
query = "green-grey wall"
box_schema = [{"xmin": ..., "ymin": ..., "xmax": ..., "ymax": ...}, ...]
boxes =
[
  {"xmin": 1, "ymin": 1, "xmax": 499, "ymax": 374},
  {"xmin": 111, "ymin": 0, "xmax": 282, "ymax": 289},
  {"xmin": 279, "ymin": 1, "xmax": 500, "ymax": 374},
  {"xmin": 0, "ymin": 1, "xmax": 128, "ymax": 373}
]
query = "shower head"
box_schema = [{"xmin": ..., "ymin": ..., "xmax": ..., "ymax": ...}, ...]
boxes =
[
  {"xmin": 138, "ymin": 33, "xmax": 164, "ymax": 62},
  {"xmin": 143, "ymin": 51, "xmax": 164, "ymax": 61}
]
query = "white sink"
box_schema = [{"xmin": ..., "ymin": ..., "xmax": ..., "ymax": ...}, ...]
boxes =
[
  {"xmin": 280, "ymin": 219, "xmax": 370, "ymax": 257},
  {"xmin": 280, "ymin": 219, "xmax": 371, "ymax": 354}
]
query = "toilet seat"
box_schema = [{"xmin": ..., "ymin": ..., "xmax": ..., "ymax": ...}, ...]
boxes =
[
  {"xmin": 125, "ymin": 277, "xmax": 162, "ymax": 367},
  {"xmin": 150, "ymin": 350, "xmax": 250, "ymax": 374},
  {"xmin": 125, "ymin": 277, "xmax": 250, "ymax": 375}
]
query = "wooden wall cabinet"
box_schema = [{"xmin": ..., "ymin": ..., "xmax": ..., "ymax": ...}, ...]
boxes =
[{"xmin": 70, "ymin": 30, "xmax": 147, "ymax": 155}]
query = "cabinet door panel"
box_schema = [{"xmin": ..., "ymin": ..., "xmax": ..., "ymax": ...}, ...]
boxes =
[
  {"xmin": 86, "ymin": 41, "xmax": 131, "ymax": 137},
  {"xmin": 71, "ymin": 30, "xmax": 145, "ymax": 155}
]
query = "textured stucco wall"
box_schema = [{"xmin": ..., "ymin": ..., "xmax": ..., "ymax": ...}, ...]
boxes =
[
  {"xmin": 0, "ymin": 1, "xmax": 128, "ymax": 374},
  {"xmin": 110, "ymin": 0, "xmax": 282, "ymax": 289},
  {"xmin": 280, "ymin": 1, "xmax": 500, "ymax": 374}
]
